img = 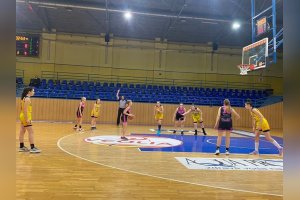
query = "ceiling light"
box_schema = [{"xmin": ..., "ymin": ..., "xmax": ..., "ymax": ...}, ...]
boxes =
[
  {"xmin": 124, "ymin": 11, "xmax": 132, "ymax": 20},
  {"xmin": 232, "ymin": 21, "xmax": 241, "ymax": 30}
]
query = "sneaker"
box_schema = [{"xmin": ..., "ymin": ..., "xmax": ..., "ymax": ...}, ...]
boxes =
[
  {"xmin": 181, "ymin": 131, "xmax": 184, "ymax": 135},
  {"xmin": 194, "ymin": 130, "xmax": 198, "ymax": 136},
  {"xmin": 225, "ymin": 150, "xmax": 230, "ymax": 155},
  {"xmin": 120, "ymin": 136, "xmax": 128, "ymax": 140},
  {"xmin": 19, "ymin": 146, "xmax": 29, "ymax": 152},
  {"xmin": 249, "ymin": 150, "xmax": 259, "ymax": 155},
  {"xmin": 30, "ymin": 147, "xmax": 41, "ymax": 153},
  {"xmin": 278, "ymin": 147, "xmax": 283, "ymax": 156},
  {"xmin": 203, "ymin": 132, "xmax": 207, "ymax": 136},
  {"xmin": 173, "ymin": 130, "xmax": 176, "ymax": 134},
  {"xmin": 215, "ymin": 149, "xmax": 220, "ymax": 155}
]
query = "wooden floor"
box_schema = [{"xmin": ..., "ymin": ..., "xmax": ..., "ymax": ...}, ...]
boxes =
[{"xmin": 16, "ymin": 122, "xmax": 283, "ymax": 200}]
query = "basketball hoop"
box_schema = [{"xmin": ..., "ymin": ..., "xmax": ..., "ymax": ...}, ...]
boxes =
[{"xmin": 237, "ymin": 64, "xmax": 255, "ymax": 75}]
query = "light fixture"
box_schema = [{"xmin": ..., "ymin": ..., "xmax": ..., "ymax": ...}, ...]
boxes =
[
  {"xmin": 232, "ymin": 21, "xmax": 241, "ymax": 30},
  {"xmin": 124, "ymin": 11, "xmax": 132, "ymax": 20}
]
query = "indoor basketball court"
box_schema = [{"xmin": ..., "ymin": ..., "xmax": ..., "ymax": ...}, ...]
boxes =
[{"xmin": 16, "ymin": 0, "xmax": 283, "ymax": 199}]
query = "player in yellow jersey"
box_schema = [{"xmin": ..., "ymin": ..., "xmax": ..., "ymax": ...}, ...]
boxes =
[
  {"xmin": 183, "ymin": 104, "xmax": 207, "ymax": 135},
  {"xmin": 245, "ymin": 100, "xmax": 283, "ymax": 156},
  {"xmin": 154, "ymin": 101, "xmax": 164, "ymax": 135},
  {"xmin": 90, "ymin": 99, "xmax": 101, "ymax": 130},
  {"xmin": 18, "ymin": 87, "xmax": 41, "ymax": 153}
]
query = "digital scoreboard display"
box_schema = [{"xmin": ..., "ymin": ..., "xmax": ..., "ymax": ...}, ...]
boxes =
[
  {"xmin": 16, "ymin": 34, "xmax": 40, "ymax": 57},
  {"xmin": 256, "ymin": 17, "xmax": 267, "ymax": 36}
]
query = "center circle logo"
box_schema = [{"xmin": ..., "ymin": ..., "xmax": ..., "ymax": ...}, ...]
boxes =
[{"xmin": 84, "ymin": 135, "xmax": 183, "ymax": 148}]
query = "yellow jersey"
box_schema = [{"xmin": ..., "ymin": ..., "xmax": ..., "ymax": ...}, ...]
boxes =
[
  {"xmin": 250, "ymin": 108, "xmax": 270, "ymax": 132},
  {"xmin": 191, "ymin": 108, "xmax": 202, "ymax": 123},
  {"xmin": 19, "ymin": 97, "xmax": 32, "ymax": 127},
  {"xmin": 154, "ymin": 105, "xmax": 163, "ymax": 120},
  {"xmin": 91, "ymin": 103, "xmax": 101, "ymax": 118}
]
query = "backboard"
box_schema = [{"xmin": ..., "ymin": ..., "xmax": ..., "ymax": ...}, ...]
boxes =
[{"xmin": 242, "ymin": 37, "xmax": 268, "ymax": 71}]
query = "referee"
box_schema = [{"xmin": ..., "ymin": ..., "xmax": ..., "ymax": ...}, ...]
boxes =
[{"xmin": 116, "ymin": 89, "xmax": 126, "ymax": 126}]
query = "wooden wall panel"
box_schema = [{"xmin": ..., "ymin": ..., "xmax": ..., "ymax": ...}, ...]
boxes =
[{"xmin": 16, "ymin": 98, "xmax": 283, "ymax": 129}]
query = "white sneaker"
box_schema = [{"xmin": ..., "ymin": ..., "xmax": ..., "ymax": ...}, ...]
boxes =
[
  {"xmin": 30, "ymin": 147, "xmax": 41, "ymax": 153},
  {"xmin": 215, "ymin": 149, "xmax": 220, "ymax": 155},
  {"xmin": 249, "ymin": 150, "xmax": 259, "ymax": 155},
  {"xmin": 225, "ymin": 150, "xmax": 230, "ymax": 155},
  {"xmin": 19, "ymin": 146, "xmax": 29, "ymax": 152}
]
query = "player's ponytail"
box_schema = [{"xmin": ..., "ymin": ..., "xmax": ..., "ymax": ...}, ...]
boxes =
[
  {"xmin": 21, "ymin": 87, "xmax": 33, "ymax": 100},
  {"xmin": 224, "ymin": 99, "xmax": 231, "ymax": 112}
]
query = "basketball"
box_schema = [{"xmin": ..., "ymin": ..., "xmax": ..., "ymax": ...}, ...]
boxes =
[{"xmin": 128, "ymin": 115, "xmax": 135, "ymax": 120}]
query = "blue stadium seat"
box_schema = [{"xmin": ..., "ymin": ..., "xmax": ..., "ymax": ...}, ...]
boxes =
[
  {"xmin": 55, "ymin": 80, "xmax": 60, "ymax": 85},
  {"xmin": 54, "ymin": 85, "xmax": 61, "ymax": 90},
  {"xmin": 76, "ymin": 85, "xmax": 82, "ymax": 91},
  {"xmin": 95, "ymin": 82, "xmax": 101, "ymax": 86},
  {"xmin": 88, "ymin": 81, "xmax": 94, "ymax": 86}
]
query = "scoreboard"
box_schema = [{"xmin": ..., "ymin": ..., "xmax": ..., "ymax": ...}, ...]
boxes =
[
  {"xmin": 16, "ymin": 34, "xmax": 40, "ymax": 57},
  {"xmin": 256, "ymin": 17, "xmax": 268, "ymax": 36}
]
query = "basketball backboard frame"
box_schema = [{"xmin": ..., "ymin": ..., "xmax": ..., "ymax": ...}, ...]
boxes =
[{"xmin": 242, "ymin": 37, "xmax": 268, "ymax": 70}]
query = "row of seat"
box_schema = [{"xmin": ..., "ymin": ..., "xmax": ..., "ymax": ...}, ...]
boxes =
[
  {"xmin": 16, "ymin": 77, "xmax": 272, "ymax": 107},
  {"xmin": 39, "ymin": 79, "xmax": 270, "ymax": 94},
  {"xmin": 34, "ymin": 88, "xmax": 266, "ymax": 99},
  {"xmin": 33, "ymin": 89, "xmax": 266, "ymax": 107},
  {"xmin": 37, "ymin": 80, "xmax": 270, "ymax": 97}
]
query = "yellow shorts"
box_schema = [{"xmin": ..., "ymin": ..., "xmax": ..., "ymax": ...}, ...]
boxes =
[
  {"xmin": 20, "ymin": 113, "xmax": 32, "ymax": 127},
  {"xmin": 91, "ymin": 111, "xmax": 100, "ymax": 118},
  {"xmin": 155, "ymin": 113, "xmax": 163, "ymax": 120},
  {"xmin": 192, "ymin": 115, "xmax": 202, "ymax": 123},
  {"xmin": 255, "ymin": 118, "xmax": 270, "ymax": 132}
]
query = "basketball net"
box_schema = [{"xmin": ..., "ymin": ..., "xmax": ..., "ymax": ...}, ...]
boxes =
[{"xmin": 237, "ymin": 64, "xmax": 254, "ymax": 75}]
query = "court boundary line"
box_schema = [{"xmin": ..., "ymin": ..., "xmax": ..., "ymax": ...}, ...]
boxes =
[{"xmin": 57, "ymin": 133, "xmax": 283, "ymax": 197}]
